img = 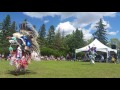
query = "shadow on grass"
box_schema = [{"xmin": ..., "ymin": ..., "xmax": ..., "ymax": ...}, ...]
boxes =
[{"xmin": 7, "ymin": 70, "xmax": 36, "ymax": 76}]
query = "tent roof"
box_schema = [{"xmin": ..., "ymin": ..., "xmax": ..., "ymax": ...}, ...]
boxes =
[{"xmin": 75, "ymin": 39, "xmax": 117, "ymax": 53}]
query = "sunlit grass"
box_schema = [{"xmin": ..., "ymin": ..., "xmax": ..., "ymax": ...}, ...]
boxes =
[{"xmin": 0, "ymin": 60, "xmax": 120, "ymax": 78}]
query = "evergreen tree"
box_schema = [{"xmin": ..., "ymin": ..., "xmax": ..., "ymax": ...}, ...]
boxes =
[
  {"xmin": 38, "ymin": 24, "xmax": 46, "ymax": 39},
  {"xmin": 47, "ymin": 25, "xmax": 55, "ymax": 47},
  {"xmin": 38, "ymin": 24, "xmax": 46, "ymax": 47},
  {"xmin": 2, "ymin": 15, "xmax": 11, "ymax": 37},
  {"xmin": 61, "ymin": 30, "xmax": 65, "ymax": 39},
  {"xmin": 0, "ymin": 22, "xmax": 2, "ymax": 30},
  {"xmin": 74, "ymin": 28, "xmax": 84, "ymax": 48},
  {"xmin": 11, "ymin": 21, "xmax": 17, "ymax": 34},
  {"xmin": 2, "ymin": 15, "xmax": 11, "ymax": 30},
  {"xmin": 53, "ymin": 29, "xmax": 62, "ymax": 50},
  {"xmin": 66, "ymin": 28, "xmax": 85, "ymax": 52},
  {"xmin": 0, "ymin": 22, "xmax": 3, "ymax": 48},
  {"xmin": 1, "ymin": 15, "xmax": 12, "ymax": 54},
  {"xmin": 65, "ymin": 31, "xmax": 74, "ymax": 52},
  {"xmin": 93, "ymin": 18, "xmax": 108, "ymax": 45}
]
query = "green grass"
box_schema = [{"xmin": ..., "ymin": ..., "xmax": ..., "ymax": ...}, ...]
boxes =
[{"xmin": 0, "ymin": 60, "xmax": 120, "ymax": 78}]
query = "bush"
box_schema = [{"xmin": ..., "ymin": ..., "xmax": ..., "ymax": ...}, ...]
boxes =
[{"xmin": 40, "ymin": 47, "xmax": 66, "ymax": 57}]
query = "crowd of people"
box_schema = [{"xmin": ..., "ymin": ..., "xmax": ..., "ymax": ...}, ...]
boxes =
[
  {"xmin": 41, "ymin": 55, "xmax": 66, "ymax": 61},
  {"xmin": 0, "ymin": 48, "xmax": 118, "ymax": 64}
]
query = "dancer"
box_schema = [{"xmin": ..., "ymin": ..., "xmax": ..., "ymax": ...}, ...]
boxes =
[
  {"xmin": 88, "ymin": 46, "xmax": 97, "ymax": 64},
  {"xmin": 7, "ymin": 20, "xmax": 40, "ymax": 73}
]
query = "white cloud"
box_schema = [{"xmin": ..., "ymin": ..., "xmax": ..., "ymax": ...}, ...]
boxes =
[
  {"xmin": 56, "ymin": 22, "xmax": 93, "ymax": 40},
  {"xmin": 23, "ymin": 12, "xmax": 116, "ymax": 28},
  {"xmin": 78, "ymin": 28, "xmax": 93, "ymax": 40},
  {"xmin": 108, "ymin": 30, "xmax": 119, "ymax": 35},
  {"xmin": 55, "ymin": 21, "xmax": 76, "ymax": 35},
  {"xmin": 44, "ymin": 20, "xmax": 49, "ymax": 24},
  {"xmin": 102, "ymin": 19, "xmax": 111, "ymax": 29},
  {"xmin": 23, "ymin": 12, "xmax": 117, "ymax": 40},
  {"xmin": 23, "ymin": 12, "xmax": 61, "ymax": 19},
  {"xmin": 23, "ymin": 12, "xmax": 116, "ymax": 19}
]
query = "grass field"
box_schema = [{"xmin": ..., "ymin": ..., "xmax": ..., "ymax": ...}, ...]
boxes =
[{"xmin": 0, "ymin": 60, "xmax": 120, "ymax": 78}]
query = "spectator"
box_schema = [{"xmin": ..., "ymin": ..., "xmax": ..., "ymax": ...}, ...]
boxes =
[
  {"xmin": 100, "ymin": 54, "xmax": 104, "ymax": 62},
  {"xmin": 66, "ymin": 54, "xmax": 70, "ymax": 60},
  {"xmin": 0, "ymin": 54, "xmax": 1, "ymax": 60},
  {"xmin": 2, "ymin": 54, "xmax": 4, "ymax": 58},
  {"xmin": 112, "ymin": 55, "xmax": 116, "ymax": 64}
]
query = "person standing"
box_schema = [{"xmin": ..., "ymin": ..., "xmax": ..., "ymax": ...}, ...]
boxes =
[
  {"xmin": 112, "ymin": 55, "xmax": 116, "ymax": 64},
  {"xmin": 100, "ymin": 54, "xmax": 104, "ymax": 62}
]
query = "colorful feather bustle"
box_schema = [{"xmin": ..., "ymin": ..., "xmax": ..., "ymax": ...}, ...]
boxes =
[{"xmin": 7, "ymin": 21, "xmax": 41, "ymax": 73}]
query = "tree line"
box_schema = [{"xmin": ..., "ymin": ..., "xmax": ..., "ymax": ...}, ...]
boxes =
[{"xmin": 0, "ymin": 15, "xmax": 120, "ymax": 58}]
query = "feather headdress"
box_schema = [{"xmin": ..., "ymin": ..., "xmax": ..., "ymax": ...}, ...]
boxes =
[
  {"xmin": 9, "ymin": 21, "xmax": 41, "ymax": 61},
  {"xmin": 19, "ymin": 21, "xmax": 41, "ymax": 60}
]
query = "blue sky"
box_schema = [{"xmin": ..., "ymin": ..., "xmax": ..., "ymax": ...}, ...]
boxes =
[{"xmin": 0, "ymin": 12, "xmax": 119, "ymax": 40}]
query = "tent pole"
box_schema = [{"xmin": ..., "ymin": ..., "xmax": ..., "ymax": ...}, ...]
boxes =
[
  {"xmin": 75, "ymin": 52, "xmax": 76, "ymax": 60},
  {"xmin": 106, "ymin": 49, "xmax": 108, "ymax": 63}
]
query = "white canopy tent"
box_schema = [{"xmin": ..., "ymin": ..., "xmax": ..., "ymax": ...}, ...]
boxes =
[{"xmin": 75, "ymin": 39, "xmax": 117, "ymax": 60}]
